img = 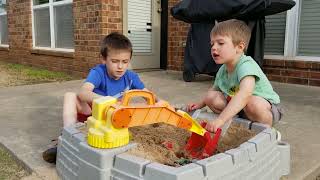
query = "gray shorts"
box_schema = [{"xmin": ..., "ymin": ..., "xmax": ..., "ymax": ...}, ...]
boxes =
[
  {"xmin": 238, "ymin": 103, "xmax": 283, "ymax": 125},
  {"xmin": 271, "ymin": 103, "xmax": 283, "ymax": 125}
]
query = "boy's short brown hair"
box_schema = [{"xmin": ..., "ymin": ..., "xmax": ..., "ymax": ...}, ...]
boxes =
[
  {"xmin": 100, "ymin": 32, "xmax": 133, "ymax": 59},
  {"xmin": 210, "ymin": 19, "xmax": 251, "ymax": 52}
]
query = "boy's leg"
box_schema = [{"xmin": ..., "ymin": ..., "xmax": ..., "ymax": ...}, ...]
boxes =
[
  {"xmin": 63, "ymin": 92, "xmax": 91, "ymax": 127},
  {"xmin": 203, "ymin": 90, "xmax": 227, "ymax": 113},
  {"xmin": 43, "ymin": 92, "xmax": 92, "ymax": 164},
  {"xmin": 243, "ymin": 96, "xmax": 273, "ymax": 127}
]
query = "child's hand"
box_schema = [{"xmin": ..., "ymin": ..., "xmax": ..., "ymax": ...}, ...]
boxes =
[
  {"xmin": 186, "ymin": 102, "xmax": 203, "ymax": 112},
  {"xmin": 205, "ymin": 119, "xmax": 225, "ymax": 133},
  {"xmin": 198, "ymin": 119, "xmax": 208, "ymax": 125}
]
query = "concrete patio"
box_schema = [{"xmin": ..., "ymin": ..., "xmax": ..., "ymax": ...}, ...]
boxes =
[{"xmin": 0, "ymin": 70, "xmax": 319, "ymax": 180}]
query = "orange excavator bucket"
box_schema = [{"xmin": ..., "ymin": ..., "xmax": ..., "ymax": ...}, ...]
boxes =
[{"xmin": 185, "ymin": 122, "xmax": 222, "ymax": 159}]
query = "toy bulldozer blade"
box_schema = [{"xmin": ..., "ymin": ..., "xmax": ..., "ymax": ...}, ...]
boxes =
[{"xmin": 185, "ymin": 122, "xmax": 222, "ymax": 159}]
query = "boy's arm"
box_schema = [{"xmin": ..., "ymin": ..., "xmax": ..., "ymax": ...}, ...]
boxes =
[
  {"xmin": 78, "ymin": 82, "xmax": 103, "ymax": 103},
  {"xmin": 208, "ymin": 76, "xmax": 255, "ymax": 131}
]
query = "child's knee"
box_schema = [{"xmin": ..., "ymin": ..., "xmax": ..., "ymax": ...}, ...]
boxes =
[
  {"xmin": 245, "ymin": 96, "xmax": 269, "ymax": 113},
  {"xmin": 204, "ymin": 91, "xmax": 226, "ymax": 107},
  {"xmin": 204, "ymin": 93, "xmax": 214, "ymax": 104},
  {"xmin": 244, "ymin": 96, "xmax": 273, "ymax": 126},
  {"xmin": 244, "ymin": 98, "xmax": 258, "ymax": 114},
  {"xmin": 64, "ymin": 92, "xmax": 77, "ymax": 100}
]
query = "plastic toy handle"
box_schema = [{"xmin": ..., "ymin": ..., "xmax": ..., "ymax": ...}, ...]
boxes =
[{"xmin": 121, "ymin": 90, "xmax": 156, "ymax": 106}]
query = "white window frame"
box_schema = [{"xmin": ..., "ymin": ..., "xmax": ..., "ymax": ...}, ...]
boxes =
[
  {"xmin": 264, "ymin": 0, "xmax": 320, "ymax": 62},
  {"xmin": 0, "ymin": 9, "xmax": 9, "ymax": 47},
  {"xmin": 31, "ymin": 0, "xmax": 74, "ymax": 52}
]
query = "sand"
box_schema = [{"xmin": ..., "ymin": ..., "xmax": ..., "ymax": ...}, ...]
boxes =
[{"xmin": 128, "ymin": 122, "xmax": 256, "ymax": 166}]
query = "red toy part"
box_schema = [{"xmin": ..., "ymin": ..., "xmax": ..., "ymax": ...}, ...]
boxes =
[
  {"xmin": 185, "ymin": 122, "xmax": 222, "ymax": 159},
  {"xmin": 162, "ymin": 141, "xmax": 174, "ymax": 150}
]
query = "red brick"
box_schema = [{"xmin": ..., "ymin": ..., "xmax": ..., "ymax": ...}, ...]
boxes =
[
  {"xmin": 285, "ymin": 60, "xmax": 312, "ymax": 69},
  {"xmin": 284, "ymin": 60, "xmax": 294, "ymax": 68},
  {"xmin": 287, "ymin": 77, "xmax": 308, "ymax": 85},
  {"xmin": 267, "ymin": 75, "xmax": 286, "ymax": 83},
  {"xmin": 263, "ymin": 59, "xmax": 273, "ymax": 66},
  {"xmin": 309, "ymin": 79, "xmax": 320, "ymax": 87},
  {"xmin": 294, "ymin": 61, "xmax": 309, "ymax": 69},
  {"xmin": 264, "ymin": 67, "xmax": 281, "ymax": 76},
  {"xmin": 272, "ymin": 60, "xmax": 285, "ymax": 67},
  {"xmin": 167, "ymin": 0, "xmax": 189, "ymax": 71},
  {"xmin": 309, "ymin": 71, "xmax": 320, "ymax": 80},
  {"xmin": 311, "ymin": 62, "xmax": 320, "ymax": 70},
  {"xmin": 281, "ymin": 69, "xmax": 309, "ymax": 78}
]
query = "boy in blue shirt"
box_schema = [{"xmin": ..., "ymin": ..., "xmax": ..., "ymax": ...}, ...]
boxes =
[
  {"xmin": 63, "ymin": 32, "xmax": 146, "ymax": 127},
  {"xmin": 43, "ymin": 32, "xmax": 146, "ymax": 163},
  {"xmin": 187, "ymin": 19, "xmax": 282, "ymax": 132}
]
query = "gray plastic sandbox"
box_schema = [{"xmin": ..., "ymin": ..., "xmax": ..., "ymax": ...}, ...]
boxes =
[{"xmin": 56, "ymin": 109, "xmax": 290, "ymax": 180}]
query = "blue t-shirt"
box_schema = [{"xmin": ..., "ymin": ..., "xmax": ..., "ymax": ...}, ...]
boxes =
[{"xmin": 85, "ymin": 64, "xmax": 145, "ymax": 98}]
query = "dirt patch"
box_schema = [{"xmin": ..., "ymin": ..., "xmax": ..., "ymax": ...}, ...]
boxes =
[
  {"xmin": 0, "ymin": 67, "xmax": 16, "ymax": 87},
  {"xmin": 128, "ymin": 122, "xmax": 256, "ymax": 166}
]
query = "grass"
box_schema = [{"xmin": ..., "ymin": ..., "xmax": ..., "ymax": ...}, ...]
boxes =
[
  {"xmin": 0, "ymin": 61, "xmax": 79, "ymax": 87},
  {"xmin": 4, "ymin": 62, "xmax": 75, "ymax": 81},
  {"xmin": 0, "ymin": 146, "xmax": 29, "ymax": 180},
  {"xmin": 6, "ymin": 63, "xmax": 72, "ymax": 80}
]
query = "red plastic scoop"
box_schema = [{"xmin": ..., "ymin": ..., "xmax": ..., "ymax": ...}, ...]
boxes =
[{"xmin": 185, "ymin": 122, "xmax": 222, "ymax": 159}]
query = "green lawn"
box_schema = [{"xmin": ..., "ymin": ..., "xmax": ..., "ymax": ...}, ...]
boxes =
[
  {"xmin": 0, "ymin": 61, "xmax": 80, "ymax": 87},
  {"xmin": 0, "ymin": 146, "xmax": 29, "ymax": 180}
]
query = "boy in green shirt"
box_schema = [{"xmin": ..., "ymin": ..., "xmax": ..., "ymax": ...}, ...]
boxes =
[{"xmin": 187, "ymin": 19, "xmax": 282, "ymax": 132}]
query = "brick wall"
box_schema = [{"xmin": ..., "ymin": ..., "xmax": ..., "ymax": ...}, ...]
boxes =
[
  {"xmin": 0, "ymin": 0, "xmax": 122, "ymax": 77},
  {"xmin": 73, "ymin": 0, "xmax": 122, "ymax": 77},
  {"xmin": 167, "ymin": 0, "xmax": 189, "ymax": 71},
  {"xmin": 264, "ymin": 59, "xmax": 320, "ymax": 86},
  {"xmin": 5, "ymin": 0, "xmax": 32, "ymax": 64}
]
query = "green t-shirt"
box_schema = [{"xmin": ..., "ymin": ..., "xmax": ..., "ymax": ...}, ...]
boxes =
[{"xmin": 213, "ymin": 54, "xmax": 280, "ymax": 104}]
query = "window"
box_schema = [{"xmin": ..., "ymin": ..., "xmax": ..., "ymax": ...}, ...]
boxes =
[
  {"xmin": 0, "ymin": 2, "xmax": 8, "ymax": 46},
  {"xmin": 264, "ymin": 0, "xmax": 320, "ymax": 61},
  {"xmin": 265, "ymin": 12, "xmax": 287, "ymax": 55},
  {"xmin": 297, "ymin": 0, "xmax": 320, "ymax": 56},
  {"xmin": 32, "ymin": 0, "xmax": 74, "ymax": 50}
]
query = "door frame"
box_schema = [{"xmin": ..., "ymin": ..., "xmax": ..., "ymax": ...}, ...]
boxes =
[
  {"xmin": 122, "ymin": 0, "xmax": 168, "ymax": 70},
  {"xmin": 160, "ymin": 0, "xmax": 168, "ymax": 70}
]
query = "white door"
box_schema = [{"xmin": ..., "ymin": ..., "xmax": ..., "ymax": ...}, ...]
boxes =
[{"xmin": 123, "ymin": 0, "xmax": 161, "ymax": 69}]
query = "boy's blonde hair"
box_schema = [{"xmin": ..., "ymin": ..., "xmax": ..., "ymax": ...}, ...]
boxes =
[{"xmin": 210, "ymin": 19, "xmax": 251, "ymax": 52}]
